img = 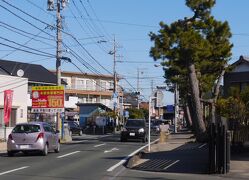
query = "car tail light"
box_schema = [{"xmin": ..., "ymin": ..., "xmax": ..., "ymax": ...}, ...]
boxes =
[
  {"xmin": 36, "ymin": 132, "xmax": 44, "ymax": 141},
  {"xmin": 8, "ymin": 134, "xmax": 13, "ymax": 141}
]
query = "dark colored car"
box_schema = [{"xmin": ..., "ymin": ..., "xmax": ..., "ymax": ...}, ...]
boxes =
[
  {"xmin": 64, "ymin": 121, "xmax": 83, "ymax": 136},
  {"xmin": 120, "ymin": 119, "xmax": 147, "ymax": 142}
]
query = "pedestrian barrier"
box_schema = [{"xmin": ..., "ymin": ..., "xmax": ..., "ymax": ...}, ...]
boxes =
[{"xmin": 208, "ymin": 120, "xmax": 231, "ymax": 174}]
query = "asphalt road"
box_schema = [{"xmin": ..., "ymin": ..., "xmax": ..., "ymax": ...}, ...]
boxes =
[{"xmin": 0, "ymin": 133, "xmax": 158, "ymax": 180}]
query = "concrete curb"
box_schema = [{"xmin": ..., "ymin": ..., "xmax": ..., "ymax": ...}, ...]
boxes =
[
  {"xmin": 126, "ymin": 151, "xmax": 145, "ymax": 168},
  {"xmin": 125, "ymin": 140, "xmax": 160, "ymax": 169}
]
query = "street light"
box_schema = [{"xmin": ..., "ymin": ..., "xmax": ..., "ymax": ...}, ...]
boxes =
[{"xmin": 148, "ymin": 96, "xmax": 156, "ymax": 152}]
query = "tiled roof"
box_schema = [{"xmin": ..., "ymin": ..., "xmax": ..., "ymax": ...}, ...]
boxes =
[
  {"xmin": 232, "ymin": 55, "xmax": 249, "ymax": 66},
  {"xmin": 0, "ymin": 59, "xmax": 64, "ymax": 84}
]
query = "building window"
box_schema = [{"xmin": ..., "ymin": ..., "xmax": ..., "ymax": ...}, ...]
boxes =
[
  {"xmin": 20, "ymin": 109, "xmax": 24, "ymax": 118},
  {"xmin": 86, "ymin": 80, "xmax": 93, "ymax": 90},
  {"xmin": 109, "ymin": 81, "xmax": 113, "ymax": 90},
  {"xmin": 100, "ymin": 81, "xmax": 107, "ymax": 91},
  {"xmin": 76, "ymin": 79, "xmax": 85, "ymax": 90},
  {"xmin": 65, "ymin": 94, "xmax": 70, "ymax": 101}
]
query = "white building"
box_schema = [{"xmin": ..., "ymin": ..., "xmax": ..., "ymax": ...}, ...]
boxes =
[
  {"xmin": 0, "ymin": 75, "xmax": 28, "ymax": 139},
  {"xmin": 55, "ymin": 71, "xmax": 119, "ymax": 110}
]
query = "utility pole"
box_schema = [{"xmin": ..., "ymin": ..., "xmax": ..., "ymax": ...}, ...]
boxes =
[
  {"xmin": 56, "ymin": 0, "xmax": 62, "ymax": 87},
  {"xmin": 137, "ymin": 68, "xmax": 140, "ymax": 109},
  {"xmin": 47, "ymin": 0, "xmax": 67, "ymax": 136},
  {"xmin": 111, "ymin": 35, "xmax": 118, "ymax": 129},
  {"xmin": 174, "ymin": 82, "xmax": 179, "ymax": 133},
  {"xmin": 151, "ymin": 80, "xmax": 154, "ymax": 93},
  {"xmin": 113, "ymin": 36, "xmax": 117, "ymax": 98},
  {"xmin": 56, "ymin": 0, "xmax": 62, "ymax": 134}
]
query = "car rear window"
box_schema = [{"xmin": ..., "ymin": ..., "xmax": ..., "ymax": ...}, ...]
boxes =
[
  {"xmin": 12, "ymin": 124, "xmax": 41, "ymax": 133},
  {"xmin": 126, "ymin": 120, "xmax": 145, "ymax": 127}
]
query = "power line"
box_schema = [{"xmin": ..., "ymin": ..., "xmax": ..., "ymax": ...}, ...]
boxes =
[
  {"xmin": 1, "ymin": 28, "xmax": 47, "ymax": 59},
  {"xmin": 69, "ymin": 0, "xmax": 111, "ymax": 53},
  {"xmin": 0, "ymin": 21, "xmax": 54, "ymax": 41},
  {"xmin": 0, "ymin": 35, "xmax": 55, "ymax": 57},
  {"xmin": 0, "ymin": 3, "xmax": 55, "ymax": 39},
  {"xmin": 0, "ymin": 42, "xmax": 54, "ymax": 58},
  {"xmin": 1, "ymin": 1, "xmax": 112, "ymax": 76},
  {"xmin": 86, "ymin": 0, "xmax": 114, "ymax": 41},
  {"xmin": 65, "ymin": 16, "xmax": 159, "ymax": 28},
  {"xmin": 25, "ymin": 0, "xmax": 55, "ymax": 18},
  {"xmin": 1, "ymin": 1, "xmax": 138, "ymax": 96}
]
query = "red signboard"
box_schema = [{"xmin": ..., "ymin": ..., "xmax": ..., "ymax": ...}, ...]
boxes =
[
  {"xmin": 31, "ymin": 86, "xmax": 64, "ymax": 113},
  {"xmin": 4, "ymin": 90, "xmax": 13, "ymax": 125}
]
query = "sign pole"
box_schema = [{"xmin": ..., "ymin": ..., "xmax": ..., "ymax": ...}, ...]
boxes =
[
  {"xmin": 148, "ymin": 97, "xmax": 151, "ymax": 152},
  {"xmin": 4, "ymin": 124, "xmax": 6, "ymax": 142}
]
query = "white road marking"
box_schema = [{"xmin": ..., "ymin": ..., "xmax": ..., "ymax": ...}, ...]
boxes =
[
  {"xmin": 163, "ymin": 160, "xmax": 180, "ymax": 170},
  {"xmin": 0, "ymin": 166, "xmax": 29, "ymax": 176},
  {"xmin": 57, "ymin": 151, "xmax": 80, "ymax": 158},
  {"xmin": 70, "ymin": 140, "xmax": 88, "ymax": 144},
  {"xmin": 94, "ymin": 143, "xmax": 106, "ymax": 148},
  {"xmin": 99, "ymin": 134, "xmax": 113, "ymax": 138},
  {"xmin": 108, "ymin": 166, "xmax": 126, "ymax": 180},
  {"xmin": 107, "ymin": 138, "xmax": 159, "ymax": 172},
  {"xmin": 104, "ymin": 147, "xmax": 119, "ymax": 153},
  {"xmin": 198, "ymin": 143, "xmax": 207, "ymax": 149}
]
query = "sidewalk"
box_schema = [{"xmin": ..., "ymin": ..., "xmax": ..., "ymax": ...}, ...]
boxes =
[
  {"xmin": 0, "ymin": 141, "xmax": 6, "ymax": 153},
  {"xmin": 130, "ymin": 131, "xmax": 209, "ymax": 174},
  {"xmin": 128, "ymin": 130, "xmax": 249, "ymax": 179}
]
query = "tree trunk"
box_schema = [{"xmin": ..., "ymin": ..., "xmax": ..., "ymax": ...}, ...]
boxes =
[
  {"xmin": 184, "ymin": 102, "xmax": 193, "ymax": 128},
  {"xmin": 211, "ymin": 68, "xmax": 226, "ymax": 123},
  {"xmin": 187, "ymin": 62, "xmax": 207, "ymax": 141}
]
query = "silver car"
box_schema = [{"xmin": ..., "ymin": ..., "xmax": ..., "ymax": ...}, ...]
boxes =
[{"xmin": 7, "ymin": 122, "xmax": 60, "ymax": 156}]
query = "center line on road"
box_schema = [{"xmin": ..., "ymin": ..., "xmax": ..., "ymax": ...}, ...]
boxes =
[
  {"xmin": 57, "ymin": 151, "xmax": 80, "ymax": 158},
  {"xmin": 94, "ymin": 143, "xmax": 106, "ymax": 147},
  {"xmin": 0, "ymin": 166, "xmax": 29, "ymax": 176},
  {"xmin": 107, "ymin": 138, "xmax": 159, "ymax": 172}
]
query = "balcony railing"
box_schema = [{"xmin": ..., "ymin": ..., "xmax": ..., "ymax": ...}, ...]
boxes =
[{"xmin": 65, "ymin": 85, "xmax": 113, "ymax": 92}]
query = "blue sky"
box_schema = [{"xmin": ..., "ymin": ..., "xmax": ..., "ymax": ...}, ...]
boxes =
[{"xmin": 0, "ymin": 0, "xmax": 249, "ymax": 105}]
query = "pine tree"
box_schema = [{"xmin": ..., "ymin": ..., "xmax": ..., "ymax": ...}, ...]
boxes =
[{"xmin": 149, "ymin": 0, "xmax": 232, "ymax": 141}]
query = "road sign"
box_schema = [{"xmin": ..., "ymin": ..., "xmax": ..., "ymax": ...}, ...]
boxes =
[{"xmin": 155, "ymin": 90, "xmax": 164, "ymax": 107}]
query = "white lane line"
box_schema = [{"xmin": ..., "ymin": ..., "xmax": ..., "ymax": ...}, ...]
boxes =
[
  {"xmin": 107, "ymin": 138, "xmax": 159, "ymax": 172},
  {"xmin": 99, "ymin": 134, "xmax": 113, "ymax": 138},
  {"xmin": 104, "ymin": 148, "xmax": 119, "ymax": 153},
  {"xmin": 198, "ymin": 143, "xmax": 207, "ymax": 149},
  {"xmin": 94, "ymin": 143, "xmax": 106, "ymax": 148},
  {"xmin": 70, "ymin": 140, "xmax": 88, "ymax": 144},
  {"xmin": 163, "ymin": 160, "xmax": 180, "ymax": 170},
  {"xmin": 0, "ymin": 166, "xmax": 29, "ymax": 176},
  {"xmin": 57, "ymin": 151, "xmax": 80, "ymax": 159}
]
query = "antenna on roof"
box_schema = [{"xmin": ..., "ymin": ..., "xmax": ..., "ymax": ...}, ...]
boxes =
[{"xmin": 17, "ymin": 69, "xmax": 24, "ymax": 77}]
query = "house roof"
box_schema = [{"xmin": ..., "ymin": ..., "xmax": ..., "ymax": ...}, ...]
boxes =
[
  {"xmin": 50, "ymin": 70, "xmax": 121, "ymax": 81},
  {"xmin": 77, "ymin": 103, "xmax": 112, "ymax": 117},
  {"xmin": 232, "ymin": 55, "xmax": 249, "ymax": 66},
  {"xmin": 0, "ymin": 59, "xmax": 65, "ymax": 85}
]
